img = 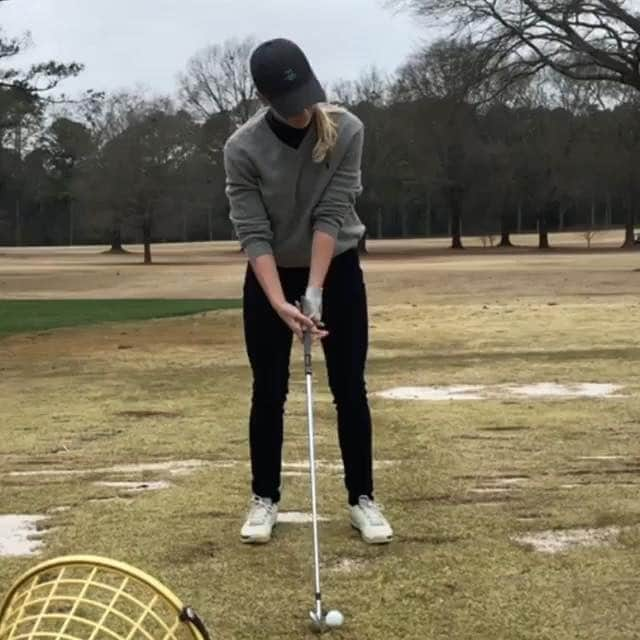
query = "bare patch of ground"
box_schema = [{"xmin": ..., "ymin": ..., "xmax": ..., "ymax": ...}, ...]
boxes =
[
  {"xmin": 7, "ymin": 458, "xmax": 215, "ymax": 478},
  {"xmin": 377, "ymin": 383, "xmax": 625, "ymax": 401},
  {"xmin": 93, "ymin": 480, "xmax": 172, "ymax": 492},
  {"xmin": 277, "ymin": 512, "xmax": 330, "ymax": 524},
  {"xmin": 0, "ymin": 515, "xmax": 48, "ymax": 557},
  {"xmin": 513, "ymin": 527, "xmax": 620, "ymax": 553}
]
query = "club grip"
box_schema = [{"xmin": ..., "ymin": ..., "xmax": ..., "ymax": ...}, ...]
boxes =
[
  {"xmin": 303, "ymin": 331, "xmax": 312, "ymax": 375},
  {"xmin": 180, "ymin": 606, "xmax": 212, "ymax": 640}
]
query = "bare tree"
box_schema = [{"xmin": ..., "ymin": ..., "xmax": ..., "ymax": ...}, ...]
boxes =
[
  {"xmin": 178, "ymin": 37, "xmax": 258, "ymax": 124},
  {"xmin": 391, "ymin": 0, "xmax": 640, "ymax": 249},
  {"xmin": 332, "ymin": 67, "xmax": 391, "ymax": 107},
  {"xmin": 584, "ymin": 230, "xmax": 597, "ymax": 247},
  {"xmin": 389, "ymin": 1, "xmax": 640, "ymax": 93}
]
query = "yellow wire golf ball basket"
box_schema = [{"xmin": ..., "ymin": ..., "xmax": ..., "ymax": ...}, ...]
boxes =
[{"xmin": 0, "ymin": 555, "xmax": 211, "ymax": 640}]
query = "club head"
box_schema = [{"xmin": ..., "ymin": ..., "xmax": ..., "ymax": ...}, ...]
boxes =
[{"xmin": 309, "ymin": 610, "xmax": 325, "ymax": 634}]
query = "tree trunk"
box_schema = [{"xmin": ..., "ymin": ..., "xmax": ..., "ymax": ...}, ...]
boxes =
[
  {"xmin": 590, "ymin": 197, "xmax": 596, "ymax": 229},
  {"xmin": 450, "ymin": 212, "xmax": 463, "ymax": 249},
  {"xmin": 143, "ymin": 208, "xmax": 152, "ymax": 264},
  {"xmin": 376, "ymin": 207, "xmax": 383, "ymax": 239},
  {"xmin": 499, "ymin": 212, "xmax": 513, "ymax": 247},
  {"xmin": 425, "ymin": 193, "xmax": 432, "ymax": 237},
  {"xmin": 69, "ymin": 200, "xmax": 74, "ymax": 246},
  {"xmin": 558, "ymin": 203, "xmax": 565, "ymax": 232},
  {"xmin": 208, "ymin": 207, "xmax": 213, "ymax": 241},
  {"xmin": 517, "ymin": 200, "xmax": 523, "ymax": 233},
  {"xmin": 450, "ymin": 189, "xmax": 463, "ymax": 249},
  {"xmin": 605, "ymin": 193, "xmax": 612, "ymax": 227},
  {"xmin": 622, "ymin": 201, "xmax": 636, "ymax": 249},
  {"xmin": 538, "ymin": 214, "xmax": 550, "ymax": 249},
  {"xmin": 109, "ymin": 222, "xmax": 125, "ymax": 253},
  {"xmin": 400, "ymin": 202, "xmax": 409, "ymax": 238},
  {"xmin": 182, "ymin": 208, "xmax": 188, "ymax": 243},
  {"xmin": 15, "ymin": 198, "xmax": 21, "ymax": 246}
]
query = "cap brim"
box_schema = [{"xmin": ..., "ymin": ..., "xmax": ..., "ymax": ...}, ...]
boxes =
[{"xmin": 270, "ymin": 74, "xmax": 327, "ymax": 118}]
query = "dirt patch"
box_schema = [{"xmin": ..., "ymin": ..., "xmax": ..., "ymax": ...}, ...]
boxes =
[
  {"xmin": 470, "ymin": 487, "xmax": 511, "ymax": 494},
  {"xmin": 513, "ymin": 526, "xmax": 620, "ymax": 553},
  {"xmin": 282, "ymin": 460, "xmax": 398, "ymax": 472},
  {"xmin": 505, "ymin": 383, "xmax": 624, "ymax": 399},
  {"xmin": 327, "ymin": 558, "xmax": 367, "ymax": 573},
  {"xmin": 8, "ymin": 458, "xmax": 214, "ymax": 478},
  {"xmin": 277, "ymin": 512, "xmax": 329, "ymax": 524},
  {"xmin": 378, "ymin": 383, "xmax": 625, "ymax": 401},
  {"xmin": 516, "ymin": 513, "xmax": 550, "ymax": 522},
  {"xmin": 87, "ymin": 496, "xmax": 134, "ymax": 505},
  {"xmin": 378, "ymin": 386, "xmax": 485, "ymax": 401},
  {"xmin": 93, "ymin": 480, "xmax": 172, "ymax": 492},
  {"xmin": 487, "ymin": 477, "xmax": 530, "ymax": 487},
  {"xmin": 398, "ymin": 534, "xmax": 463, "ymax": 545},
  {"xmin": 577, "ymin": 455, "xmax": 628, "ymax": 461},
  {"xmin": 47, "ymin": 506, "xmax": 71, "ymax": 514},
  {"xmin": 0, "ymin": 515, "xmax": 48, "ymax": 557},
  {"xmin": 115, "ymin": 410, "xmax": 181, "ymax": 419}
]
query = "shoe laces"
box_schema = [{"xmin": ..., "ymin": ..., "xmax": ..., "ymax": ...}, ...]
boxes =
[
  {"xmin": 247, "ymin": 496, "xmax": 274, "ymax": 525},
  {"xmin": 357, "ymin": 496, "xmax": 386, "ymax": 526}
]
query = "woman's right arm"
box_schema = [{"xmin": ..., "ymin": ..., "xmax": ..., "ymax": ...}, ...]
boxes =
[{"xmin": 224, "ymin": 141, "xmax": 318, "ymax": 340}]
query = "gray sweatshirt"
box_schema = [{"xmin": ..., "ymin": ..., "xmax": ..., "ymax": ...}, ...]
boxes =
[{"xmin": 224, "ymin": 107, "xmax": 366, "ymax": 268}]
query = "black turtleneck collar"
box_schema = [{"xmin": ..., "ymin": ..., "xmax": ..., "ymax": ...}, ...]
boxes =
[{"xmin": 265, "ymin": 109, "xmax": 312, "ymax": 149}]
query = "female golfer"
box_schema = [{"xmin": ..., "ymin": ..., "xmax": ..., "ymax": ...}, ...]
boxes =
[{"xmin": 224, "ymin": 38, "xmax": 393, "ymax": 545}]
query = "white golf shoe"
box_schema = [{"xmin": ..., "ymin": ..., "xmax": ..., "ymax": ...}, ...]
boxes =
[
  {"xmin": 240, "ymin": 496, "xmax": 278, "ymax": 544},
  {"xmin": 350, "ymin": 496, "xmax": 393, "ymax": 544}
]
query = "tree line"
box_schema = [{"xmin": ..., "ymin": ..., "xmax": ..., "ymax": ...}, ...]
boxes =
[{"xmin": 1, "ymin": 1, "xmax": 639, "ymax": 261}]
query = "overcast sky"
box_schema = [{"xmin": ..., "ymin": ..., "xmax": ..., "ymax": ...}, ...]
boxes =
[{"xmin": 1, "ymin": 0, "xmax": 431, "ymax": 97}]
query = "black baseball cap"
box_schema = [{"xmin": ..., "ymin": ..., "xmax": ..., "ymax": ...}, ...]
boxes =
[{"xmin": 250, "ymin": 38, "xmax": 327, "ymax": 118}]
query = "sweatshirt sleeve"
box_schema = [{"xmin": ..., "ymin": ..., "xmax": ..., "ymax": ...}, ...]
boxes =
[
  {"xmin": 224, "ymin": 141, "xmax": 274, "ymax": 260},
  {"xmin": 312, "ymin": 126, "xmax": 364, "ymax": 239}
]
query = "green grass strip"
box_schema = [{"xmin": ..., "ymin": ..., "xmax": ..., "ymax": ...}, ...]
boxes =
[{"xmin": 0, "ymin": 299, "xmax": 241, "ymax": 336}]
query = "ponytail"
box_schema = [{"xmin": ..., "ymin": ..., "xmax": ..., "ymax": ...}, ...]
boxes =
[{"xmin": 312, "ymin": 103, "xmax": 344, "ymax": 163}]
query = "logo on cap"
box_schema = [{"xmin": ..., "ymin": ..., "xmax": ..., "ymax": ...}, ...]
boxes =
[{"xmin": 284, "ymin": 68, "xmax": 297, "ymax": 83}]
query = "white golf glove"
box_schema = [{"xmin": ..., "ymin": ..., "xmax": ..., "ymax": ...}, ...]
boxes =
[{"xmin": 302, "ymin": 286, "xmax": 323, "ymax": 325}]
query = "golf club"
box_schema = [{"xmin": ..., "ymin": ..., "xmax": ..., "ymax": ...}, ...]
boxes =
[{"xmin": 302, "ymin": 312, "xmax": 344, "ymax": 634}]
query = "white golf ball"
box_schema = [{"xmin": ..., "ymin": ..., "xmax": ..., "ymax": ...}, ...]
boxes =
[{"xmin": 325, "ymin": 610, "xmax": 344, "ymax": 628}]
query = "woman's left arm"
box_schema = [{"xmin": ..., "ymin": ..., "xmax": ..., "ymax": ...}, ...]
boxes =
[{"xmin": 305, "ymin": 126, "xmax": 364, "ymax": 318}]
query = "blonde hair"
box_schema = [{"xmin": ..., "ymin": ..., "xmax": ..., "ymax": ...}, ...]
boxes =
[{"xmin": 312, "ymin": 103, "xmax": 345, "ymax": 163}]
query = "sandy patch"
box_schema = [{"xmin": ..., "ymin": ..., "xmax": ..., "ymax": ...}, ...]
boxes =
[
  {"xmin": 93, "ymin": 480, "xmax": 172, "ymax": 492},
  {"xmin": 469, "ymin": 487, "xmax": 511, "ymax": 494},
  {"xmin": 102, "ymin": 459, "xmax": 219, "ymax": 475},
  {"xmin": 282, "ymin": 460, "xmax": 398, "ymax": 472},
  {"xmin": 0, "ymin": 515, "xmax": 48, "ymax": 557},
  {"xmin": 47, "ymin": 505, "xmax": 71, "ymax": 513},
  {"xmin": 378, "ymin": 386, "xmax": 485, "ymax": 401},
  {"xmin": 505, "ymin": 383, "xmax": 624, "ymax": 398},
  {"xmin": 513, "ymin": 526, "xmax": 620, "ymax": 553},
  {"xmin": 277, "ymin": 512, "xmax": 329, "ymax": 524},
  {"xmin": 488, "ymin": 477, "xmax": 529, "ymax": 486},
  {"xmin": 327, "ymin": 558, "xmax": 366, "ymax": 573},
  {"xmin": 378, "ymin": 383, "xmax": 624, "ymax": 401},
  {"xmin": 8, "ymin": 458, "xmax": 216, "ymax": 478}
]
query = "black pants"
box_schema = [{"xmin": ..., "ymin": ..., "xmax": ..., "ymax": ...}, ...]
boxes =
[{"xmin": 243, "ymin": 249, "xmax": 374, "ymax": 506}]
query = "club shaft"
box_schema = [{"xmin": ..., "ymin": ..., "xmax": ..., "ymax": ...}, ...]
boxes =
[{"xmin": 305, "ymin": 362, "xmax": 323, "ymax": 621}]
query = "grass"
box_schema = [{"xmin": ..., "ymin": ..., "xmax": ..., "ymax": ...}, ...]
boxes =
[
  {"xmin": 0, "ymin": 299, "xmax": 241, "ymax": 337},
  {"xmin": 0, "ymin": 245, "xmax": 639, "ymax": 639}
]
